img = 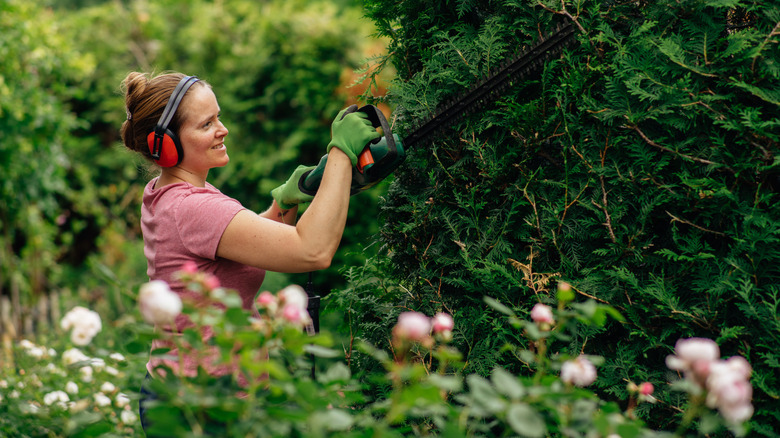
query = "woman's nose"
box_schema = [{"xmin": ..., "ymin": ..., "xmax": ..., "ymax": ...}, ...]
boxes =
[{"xmin": 217, "ymin": 120, "xmax": 228, "ymax": 137}]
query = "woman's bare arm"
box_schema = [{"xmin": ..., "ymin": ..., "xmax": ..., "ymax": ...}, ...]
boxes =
[{"xmin": 216, "ymin": 149, "xmax": 352, "ymax": 273}]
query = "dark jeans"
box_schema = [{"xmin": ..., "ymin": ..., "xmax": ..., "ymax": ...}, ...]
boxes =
[
  {"xmin": 138, "ymin": 372, "xmax": 228, "ymax": 436},
  {"xmin": 138, "ymin": 372, "xmax": 157, "ymax": 435}
]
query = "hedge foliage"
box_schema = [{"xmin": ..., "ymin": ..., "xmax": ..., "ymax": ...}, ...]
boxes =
[{"xmin": 329, "ymin": 0, "xmax": 780, "ymax": 435}]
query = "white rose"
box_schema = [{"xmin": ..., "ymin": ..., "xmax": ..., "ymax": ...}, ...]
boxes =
[
  {"xmin": 70, "ymin": 327, "xmax": 95, "ymax": 346},
  {"xmin": 43, "ymin": 390, "xmax": 70, "ymax": 408},
  {"xmin": 26, "ymin": 346, "xmax": 45, "ymax": 358},
  {"xmin": 61, "ymin": 307, "xmax": 102, "ymax": 343},
  {"xmin": 63, "ymin": 348, "xmax": 89, "ymax": 366},
  {"xmin": 432, "ymin": 312, "xmax": 455, "ymax": 335},
  {"xmin": 120, "ymin": 409, "xmax": 137, "ymax": 425},
  {"xmin": 19, "ymin": 339, "xmax": 36, "ymax": 350},
  {"xmin": 80, "ymin": 366, "xmax": 93, "ymax": 382},
  {"xmin": 138, "ymin": 280, "xmax": 183, "ymax": 325},
  {"xmin": 65, "ymin": 381, "xmax": 79, "ymax": 395},
  {"xmin": 90, "ymin": 358, "xmax": 105, "ymax": 371},
  {"xmin": 109, "ymin": 353, "xmax": 126, "ymax": 362},
  {"xmin": 94, "ymin": 393, "xmax": 112, "ymax": 407},
  {"xmin": 560, "ymin": 356, "xmax": 598, "ymax": 387},
  {"xmin": 278, "ymin": 285, "xmax": 308, "ymax": 311},
  {"xmin": 115, "ymin": 392, "xmax": 130, "ymax": 408},
  {"xmin": 100, "ymin": 382, "xmax": 116, "ymax": 394}
]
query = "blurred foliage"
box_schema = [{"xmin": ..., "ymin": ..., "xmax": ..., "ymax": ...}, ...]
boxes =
[{"xmin": 0, "ymin": 0, "xmax": 391, "ymax": 334}]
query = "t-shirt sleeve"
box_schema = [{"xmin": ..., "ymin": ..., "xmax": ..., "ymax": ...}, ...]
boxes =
[{"xmin": 175, "ymin": 190, "xmax": 246, "ymax": 260}]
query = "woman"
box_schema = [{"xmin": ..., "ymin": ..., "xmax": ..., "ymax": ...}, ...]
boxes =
[{"xmin": 120, "ymin": 71, "xmax": 379, "ymax": 433}]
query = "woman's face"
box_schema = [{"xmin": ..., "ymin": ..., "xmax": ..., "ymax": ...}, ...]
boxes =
[{"xmin": 177, "ymin": 85, "xmax": 229, "ymax": 173}]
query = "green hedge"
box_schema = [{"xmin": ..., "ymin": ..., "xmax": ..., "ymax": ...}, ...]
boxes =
[{"xmin": 330, "ymin": 0, "xmax": 780, "ymax": 434}]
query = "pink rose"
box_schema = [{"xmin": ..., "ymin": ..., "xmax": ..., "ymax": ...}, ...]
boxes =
[
  {"xmin": 666, "ymin": 337, "xmax": 720, "ymax": 386},
  {"xmin": 278, "ymin": 285, "xmax": 308, "ymax": 310},
  {"xmin": 256, "ymin": 291, "xmax": 276, "ymax": 308},
  {"xmin": 281, "ymin": 304, "xmax": 303, "ymax": 323},
  {"xmin": 706, "ymin": 357, "xmax": 754, "ymax": 424},
  {"xmin": 560, "ymin": 356, "xmax": 597, "ymax": 387},
  {"xmin": 638, "ymin": 382, "xmax": 654, "ymax": 396},
  {"xmin": 180, "ymin": 261, "xmax": 198, "ymax": 274},
  {"xmin": 530, "ymin": 303, "xmax": 554, "ymax": 326},
  {"xmin": 276, "ymin": 286, "xmax": 311, "ymax": 326},
  {"xmin": 393, "ymin": 312, "xmax": 432, "ymax": 343},
  {"xmin": 431, "ymin": 312, "xmax": 454, "ymax": 338},
  {"xmin": 203, "ymin": 274, "xmax": 221, "ymax": 291}
]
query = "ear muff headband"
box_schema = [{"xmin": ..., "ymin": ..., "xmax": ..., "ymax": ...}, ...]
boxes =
[{"xmin": 147, "ymin": 75, "xmax": 200, "ymax": 167}]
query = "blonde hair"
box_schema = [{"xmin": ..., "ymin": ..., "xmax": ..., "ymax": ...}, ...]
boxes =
[{"xmin": 119, "ymin": 72, "xmax": 209, "ymax": 161}]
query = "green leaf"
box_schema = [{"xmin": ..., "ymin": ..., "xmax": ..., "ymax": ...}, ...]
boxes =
[
  {"xmin": 317, "ymin": 362, "xmax": 352, "ymax": 384},
  {"xmin": 429, "ymin": 374, "xmax": 464, "ymax": 392},
  {"xmin": 309, "ymin": 409, "xmax": 354, "ymax": 431},
  {"xmin": 304, "ymin": 344, "xmax": 341, "ymax": 358},
  {"xmin": 466, "ymin": 374, "xmax": 505, "ymax": 413},
  {"xmin": 506, "ymin": 403, "xmax": 547, "ymax": 438},
  {"xmin": 484, "ymin": 296, "xmax": 515, "ymax": 316},
  {"xmin": 491, "ymin": 367, "xmax": 525, "ymax": 399}
]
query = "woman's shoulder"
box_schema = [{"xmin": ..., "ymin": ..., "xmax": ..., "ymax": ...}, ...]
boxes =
[{"xmin": 144, "ymin": 178, "xmax": 240, "ymax": 214}]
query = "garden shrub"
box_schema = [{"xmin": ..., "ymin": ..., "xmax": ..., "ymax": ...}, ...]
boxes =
[{"xmin": 329, "ymin": 0, "xmax": 780, "ymax": 434}]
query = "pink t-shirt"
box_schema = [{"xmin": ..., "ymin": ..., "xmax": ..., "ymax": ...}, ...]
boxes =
[{"xmin": 141, "ymin": 177, "xmax": 265, "ymax": 377}]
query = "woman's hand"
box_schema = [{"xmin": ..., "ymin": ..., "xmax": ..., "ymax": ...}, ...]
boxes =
[
  {"xmin": 326, "ymin": 106, "xmax": 381, "ymax": 166},
  {"xmin": 270, "ymin": 165, "xmax": 316, "ymax": 210}
]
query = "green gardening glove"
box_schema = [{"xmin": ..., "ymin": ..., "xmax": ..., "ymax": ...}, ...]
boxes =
[
  {"xmin": 326, "ymin": 106, "xmax": 381, "ymax": 166},
  {"xmin": 271, "ymin": 165, "xmax": 316, "ymax": 210}
]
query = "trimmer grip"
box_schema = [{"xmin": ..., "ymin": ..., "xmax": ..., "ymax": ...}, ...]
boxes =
[
  {"xmin": 298, "ymin": 104, "xmax": 399, "ymax": 196},
  {"xmin": 299, "ymin": 155, "xmax": 327, "ymax": 196}
]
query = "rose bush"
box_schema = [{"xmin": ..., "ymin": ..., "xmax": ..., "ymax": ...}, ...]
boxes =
[
  {"xmin": 134, "ymin": 269, "xmax": 756, "ymax": 437},
  {"xmin": 0, "ymin": 272, "xmax": 754, "ymax": 437},
  {"xmin": 0, "ymin": 330, "xmax": 140, "ymax": 436}
]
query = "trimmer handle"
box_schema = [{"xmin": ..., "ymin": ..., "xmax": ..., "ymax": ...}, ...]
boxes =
[{"xmin": 299, "ymin": 105, "xmax": 400, "ymax": 196}]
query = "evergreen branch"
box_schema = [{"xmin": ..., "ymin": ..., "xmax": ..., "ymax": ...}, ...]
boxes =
[
  {"xmin": 654, "ymin": 39, "xmax": 718, "ymax": 78},
  {"xmin": 665, "ymin": 211, "xmax": 727, "ymax": 237},
  {"xmin": 521, "ymin": 183, "xmax": 543, "ymax": 242},
  {"xmin": 536, "ymin": 0, "xmax": 586, "ymax": 34},
  {"xmin": 751, "ymin": 20, "xmax": 780, "ymax": 74},
  {"xmin": 593, "ymin": 175, "xmax": 617, "ymax": 244},
  {"xmin": 559, "ymin": 180, "xmax": 590, "ymax": 237},
  {"xmin": 624, "ymin": 124, "xmax": 735, "ymax": 174}
]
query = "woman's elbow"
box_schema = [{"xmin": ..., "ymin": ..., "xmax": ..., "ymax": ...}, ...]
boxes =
[
  {"xmin": 303, "ymin": 249, "xmax": 334, "ymax": 272},
  {"xmin": 310, "ymin": 256, "xmax": 332, "ymax": 272}
]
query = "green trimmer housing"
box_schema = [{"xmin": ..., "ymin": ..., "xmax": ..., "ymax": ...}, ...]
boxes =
[{"xmin": 298, "ymin": 105, "xmax": 405, "ymax": 196}]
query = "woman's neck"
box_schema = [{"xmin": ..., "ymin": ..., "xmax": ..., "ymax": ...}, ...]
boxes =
[{"xmin": 158, "ymin": 166, "xmax": 207, "ymax": 188}]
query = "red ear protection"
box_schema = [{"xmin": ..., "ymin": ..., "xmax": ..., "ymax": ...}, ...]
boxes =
[{"xmin": 147, "ymin": 75, "xmax": 200, "ymax": 167}]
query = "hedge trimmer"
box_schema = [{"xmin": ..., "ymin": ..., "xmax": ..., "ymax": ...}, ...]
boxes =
[
  {"xmin": 298, "ymin": 20, "xmax": 577, "ymax": 196},
  {"xmin": 298, "ymin": 20, "xmax": 576, "ymax": 346}
]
